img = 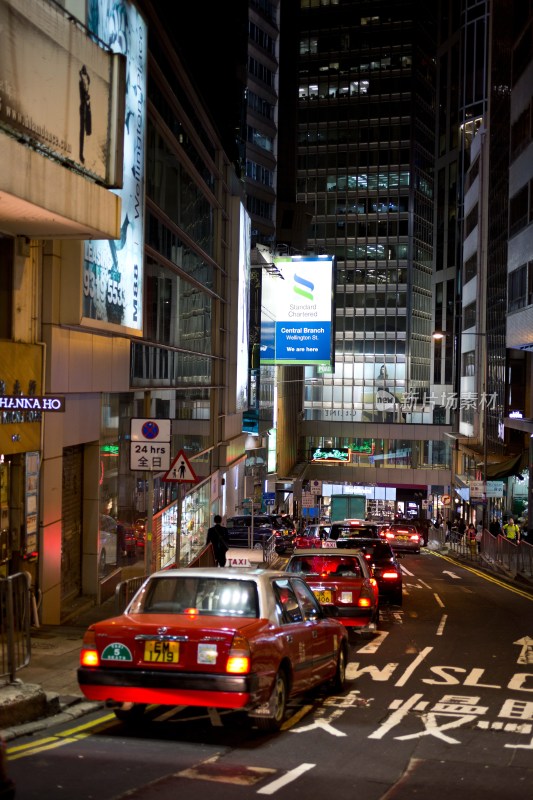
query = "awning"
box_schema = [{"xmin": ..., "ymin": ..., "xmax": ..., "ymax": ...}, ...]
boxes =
[{"xmin": 475, "ymin": 451, "xmax": 528, "ymax": 479}]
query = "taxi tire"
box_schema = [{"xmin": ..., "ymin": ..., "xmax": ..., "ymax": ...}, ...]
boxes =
[
  {"xmin": 255, "ymin": 670, "xmax": 287, "ymax": 732},
  {"xmin": 333, "ymin": 645, "xmax": 347, "ymax": 691},
  {"xmin": 113, "ymin": 703, "xmax": 147, "ymax": 724}
]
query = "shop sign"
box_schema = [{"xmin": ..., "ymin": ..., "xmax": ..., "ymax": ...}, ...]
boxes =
[{"xmin": 0, "ymin": 342, "xmax": 43, "ymax": 455}]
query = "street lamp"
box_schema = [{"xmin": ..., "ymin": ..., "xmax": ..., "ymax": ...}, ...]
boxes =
[{"xmin": 432, "ymin": 328, "xmax": 489, "ymax": 529}]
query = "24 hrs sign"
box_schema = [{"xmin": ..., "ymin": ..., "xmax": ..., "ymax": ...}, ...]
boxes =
[{"xmin": 130, "ymin": 418, "xmax": 171, "ymax": 471}]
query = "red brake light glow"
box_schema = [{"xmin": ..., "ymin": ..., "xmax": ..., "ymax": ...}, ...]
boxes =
[
  {"xmin": 382, "ymin": 570, "xmax": 400, "ymax": 580},
  {"xmin": 80, "ymin": 647, "xmax": 99, "ymax": 667},
  {"xmin": 226, "ymin": 635, "xmax": 251, "ymax": 674}
]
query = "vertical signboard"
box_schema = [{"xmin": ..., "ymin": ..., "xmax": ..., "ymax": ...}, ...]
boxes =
[
  {"xmin": 83, "ymin": 0, "xmax": 147, "ymax": 333},
  {"xmin": 236, "ymin": 204, "xmax": 251, "ymax": 411},
  {"xmin": 260, "ymin": 255, "xmax": 335, "ymax": 367}
]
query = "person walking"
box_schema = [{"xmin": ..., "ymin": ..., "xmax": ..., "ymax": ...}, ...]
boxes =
[
  {"xmin": 503, "ymin": 516, "xmax": 520, "ymax": 544},
  {"xmin": 207, "ymin": 514, "xmax": 230, "ymax": 567},
  {"xmin": 489, "ymin": 518, "xmax": 502, "ymax": 537}
]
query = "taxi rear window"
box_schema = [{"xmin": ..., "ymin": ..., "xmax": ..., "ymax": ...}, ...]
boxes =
[{"xmin": 288, "ymin": 556, "xmax": 362, "ymax": 577}]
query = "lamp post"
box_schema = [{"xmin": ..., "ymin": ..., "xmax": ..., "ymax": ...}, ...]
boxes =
[{"xmin": 432, "ymin": 328, "xmax": 489, "ymax": 530}]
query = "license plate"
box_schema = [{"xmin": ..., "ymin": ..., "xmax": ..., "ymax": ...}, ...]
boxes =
[
  {"xmin": 143, "ymin": 640, "xmax": 179, "ymax": 663},
  {"xmin": 313, "ymin": 590, "xmax": 332, "ymax": 603}
]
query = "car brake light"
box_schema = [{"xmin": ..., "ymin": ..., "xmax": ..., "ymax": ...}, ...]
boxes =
[
  {"xmin": 382, "ymin": 570, "xmax": 400, "ymax": 580},
  {"xmin": 385, "ymin": 532, "xmax": 394, "ymax": 539},
  {"xmin": 410, "ymin": 535, "xmax": 420, "ymax": 541},
  {"xmin": 80, "ymin": 630, "xmax": 99, "ymax": 667},
  {"xmin": 358, "ymin": 597, "xmax": 372, "ymax": 608},
  {"xmin": 226, "ymin": 634, "xmax": 251, "ymax": 674}
]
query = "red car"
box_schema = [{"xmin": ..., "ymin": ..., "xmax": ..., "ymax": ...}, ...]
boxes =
[
  {"xmin": 380, "ymin": 524, "xmax": 421, "ymax": 554},
  {"xmin": 294, "ymin": 523, "xmax": 331, "ymax": 549},
  {"xmin": 78, "ymin": 568, "xmax": 349, "ymax": 732},
  {"xmin": 284, "ymin": 549, "xmax": 380, "ymax": 636}
]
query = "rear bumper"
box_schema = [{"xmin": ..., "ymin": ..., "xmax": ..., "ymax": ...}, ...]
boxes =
[{"xmin": 78, "ymin": 667, "xmax": 259, "ymax": 710}]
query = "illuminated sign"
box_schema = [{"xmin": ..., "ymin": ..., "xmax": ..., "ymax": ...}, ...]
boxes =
[
  {"xmin": 312, "ymin": 448, "xmax": 350, "ymax": 462},
  {"xmin": 0, "ymin": 396, "xmax": 64, "ymax": 412},
  {"xmin": 83, "ymin": 0, "xmax": 147, "ymax": 333},
  {"xmin": 260, "ymin": 256, "xmax": 335, "ymax": 366},
  {"xmin": 349, "ymin": 440, "xmax": 374, "ymax": 454}
]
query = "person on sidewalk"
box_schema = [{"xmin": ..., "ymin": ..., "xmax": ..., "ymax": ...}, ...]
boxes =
[
  {"xmin": 503, "ymin": 517, "xmax": 520, "ymax": 544},
  {"xmin": 206, "ymin": 515, "xmax": 230, "ymax": 567}
]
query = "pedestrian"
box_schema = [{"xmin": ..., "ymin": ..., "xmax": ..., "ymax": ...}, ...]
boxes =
[
  {"xmin": 503, "ymin": 516, "xmax": 520, "ymax": 544},
  {"xmin": 206, "ymin": 514, "xmax": 230, "ymax": 567},
  {"xmin": 475, "ymin": 520, "xmax": 483, "ymax": 552},
  {"xmin": 457, "ymin": 518, "xmax": 466, "ymax": 541},
  {"xmin": 445, "ymin": 519, "xmax": 452, "ymax": 542},
  {"xmin": 489, "ymin": 518, "xmax": 502, "ymax": 537},
  {"xmin": 466, "ymin": 522, "xmax": 476, "ymax": 546}
]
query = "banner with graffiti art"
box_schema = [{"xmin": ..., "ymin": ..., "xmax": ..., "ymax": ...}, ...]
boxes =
[{"xmin": 260, "ymin": 256, "xmax": 335, "ymax": 367}]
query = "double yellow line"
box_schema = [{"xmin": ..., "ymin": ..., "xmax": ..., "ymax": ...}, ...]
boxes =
[
  {"xmin": 431, "ymin": 550, "xmax": 533, "ymax": 601},
  {"xmin": 7, "ymin": 713, "xmax": 117, "ymax": 759}
]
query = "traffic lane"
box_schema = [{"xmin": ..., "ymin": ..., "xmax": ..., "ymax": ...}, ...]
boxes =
[
  {"xmin": 8, "ymin": 555, "xmax": 533, "ymax": 800},
  {"xmin": 368, "ymin": 551, "xmax": 533, "ymax": 691}
]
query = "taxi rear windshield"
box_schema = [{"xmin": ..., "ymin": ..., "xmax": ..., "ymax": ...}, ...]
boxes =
[
  {"xmin": 129, "ymin": 576, "xmax": 259, "ymax": 617},
  {"xmin": 330, "ymin": 524, "xmax": 380, "ymax": 539},
  {"xmin": 288, "ymin": 556, "xmax": 362, "ymax": 577}
]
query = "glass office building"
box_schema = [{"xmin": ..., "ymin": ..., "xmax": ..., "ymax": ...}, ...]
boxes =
[{"xmin": 292, "ymin": 1, "xmax": 451, "ymax": 491}]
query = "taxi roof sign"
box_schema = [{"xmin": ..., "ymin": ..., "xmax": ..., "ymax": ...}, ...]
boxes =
[{"xmin": 162, "ymin": 449, "xmax": 198, "ymax": 483}]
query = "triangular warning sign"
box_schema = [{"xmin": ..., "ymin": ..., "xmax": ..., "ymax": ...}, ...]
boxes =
[{"xmin": 162, "ymin": 449, "xmax": 197, "ymax": 483}]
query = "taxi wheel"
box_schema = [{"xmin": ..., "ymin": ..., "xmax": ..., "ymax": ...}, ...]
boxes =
[
  {"xmin": 255, "ymin": 670, "xmax": 287, "ymax": 732},
  {"xmin": 113, "ymin": 703, "xmax": 147, "ymax": 724},
  {"xmin": 332, "ymin": 645, "xmax": 347, "ymax": 691}
]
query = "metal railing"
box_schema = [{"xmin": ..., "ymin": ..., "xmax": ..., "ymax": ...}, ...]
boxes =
[
  {"xmin": 0, "ymin": 573, "xmax": 32, "ymax": 683},
  {"xmin": 427, "ymin": 526, "xmax": 533, "ymax": 581}
]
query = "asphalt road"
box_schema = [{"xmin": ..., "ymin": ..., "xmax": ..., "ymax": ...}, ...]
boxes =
[{"xmin": 6, "ymin": 549, "xmax": 533, "ymax": 800}]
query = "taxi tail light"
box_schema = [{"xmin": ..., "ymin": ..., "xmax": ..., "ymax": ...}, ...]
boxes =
[
  {"xmin": 410, "ymin": 534, "xmax": 420, "ymax": 542},
  {"xmin": 80, "ymin": 630, "xmax": 99, "ymax": 667},
  {"xmin": 384, "ymin": 531, "xmax": 394, "ymax": 539},
  {"xmin": 358, "ymin": 582, "xmax": 376, "ymax": 607},
  {"xmin": 226, "ymin": 634, "xmax": 251, "ymax": 674}
]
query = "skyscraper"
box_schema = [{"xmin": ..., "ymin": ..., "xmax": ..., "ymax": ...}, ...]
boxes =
[{"xmin": 287, "ymin": 0, "xmax": 450, "ymax": 513}]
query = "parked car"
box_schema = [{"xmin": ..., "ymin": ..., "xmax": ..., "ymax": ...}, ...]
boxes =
[
  {"xmin": 380, "ymin": 523, "xmax": 421, "ymax": 554},
  {"xmin": 326, "ymin": 519, "xmax": 382, "ymax": 548},
  {"xmin": 98, "ymin": 514, "xmax": 118, "ymax": 574},
  {"xmin": 226, "ymin": 514, "xmax": 295, "ymax": 553},
  {"xmin": 294, "ymin": 523, "xmax": 331, "ymax": 549},
  {"xmin": 284, "ymin": 548, "xmax": 379, "ymax": 636},
  {"xmin": 77, "ymin": 567, "xmax": 349, "ymax": 731},
  {"xmin": 356, "ymin": 540, "xmax": 403, "ymax": 606}
]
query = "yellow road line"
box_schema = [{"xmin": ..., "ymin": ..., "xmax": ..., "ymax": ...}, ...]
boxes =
[
  {"xmin": 430, "ymin": 551, "xmax": 533, "ymax": 601},
  {"xmin": 7, "ymin": 713, "xmax": 117, "ymax": 759}
]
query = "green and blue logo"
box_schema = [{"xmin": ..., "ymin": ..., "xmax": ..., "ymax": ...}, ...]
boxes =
[{"xmin": 293, "ymin": 274, "xmax": 314, "ymax": 301}]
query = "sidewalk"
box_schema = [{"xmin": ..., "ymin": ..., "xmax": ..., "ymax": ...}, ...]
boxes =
[{"xmin": 0, "ymin": 549, "xmax": 272, "ymax": 740}]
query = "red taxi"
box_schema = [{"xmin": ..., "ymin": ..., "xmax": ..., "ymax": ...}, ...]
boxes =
[
  {"xmin": 380, "ymin": 523, "xmax": 421, "ymax": 554},
  {"xmin": 78, "ymin": 568, "xmax": 349, "ymax": 732},
  {"xmin": 294, "ymin": 524, "xmax": 331, "ymax": 549},
  {"xmin": 284, "ymin": 549, "xmax": 379, "ymax": 636}
]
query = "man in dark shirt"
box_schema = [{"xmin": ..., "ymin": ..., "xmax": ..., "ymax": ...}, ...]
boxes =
[{"xmin": 206, "ymin": 515, "xmax": 230, "ymax": 567}]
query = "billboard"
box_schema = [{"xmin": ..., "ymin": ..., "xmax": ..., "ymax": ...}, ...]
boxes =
[
  {"xmin": 83, "ymin": 0, "xmax": 147, "ymax": 333},
  {"xmin": 260, "ymin": 256, "xmax": 335, "ymax": 366},
  {"xmin": 0, "ymin": 0, "xmax": 121, "ymax": 183}
]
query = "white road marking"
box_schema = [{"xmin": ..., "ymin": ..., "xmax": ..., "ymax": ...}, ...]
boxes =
[
  {"xmin": 436, "ymin": 614, "xmax": 448, "ymax": 636},
  {"xmin": 401, "ymin": 565, "xmax": 414, "ymax": 576},
  {"xmin": 434, "ymin": 593, "xmax": 445, "ymax": 607},
  {"xmin": 442, "ymin": 570, "xmax": 461, "ymax": 579},
  {"xmin": 257, "ymin": 763, "xmax": 316, "ymax": 795},
  {"xmin": 356, "ymin": 630, "xmax": 389, "ymax": 653},
  {"xmin": 395, "ymin": 647, "xmax": 433, "ymax": 687},
  {"xmin": 514, "ymin": 636, "xmax": 533, "ymax": 664},
  {"xmin": 419, "ymin": 579, "xmax": 433, "ymax": 589}
]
